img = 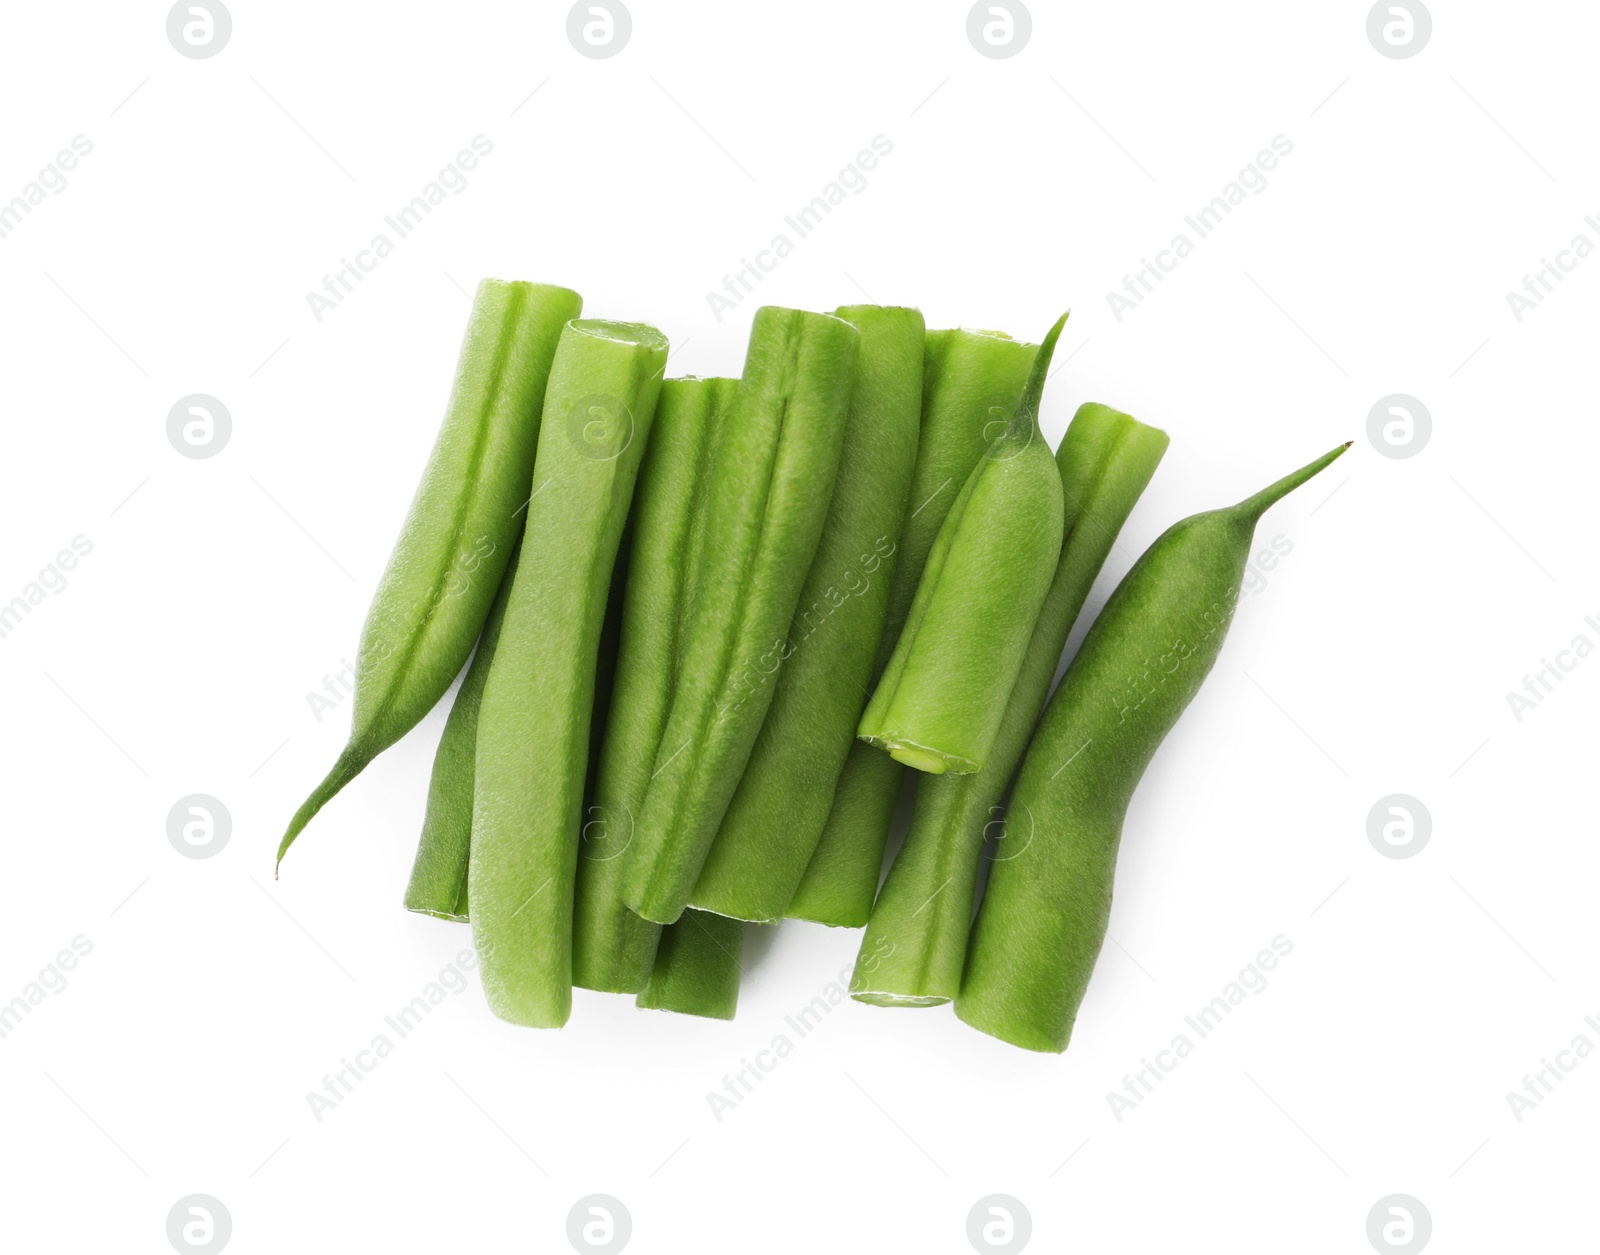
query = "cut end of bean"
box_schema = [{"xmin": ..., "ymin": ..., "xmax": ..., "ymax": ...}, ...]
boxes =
[
  {"xmin": 406, "ymin": 906, "xmax": 468, "ymax": 923},
  {"xmin": 887, "ymin": 743, "xmax": 951, "ymax": 774},
  {"xmin": 851, "ymin": 989, "xmax": 948, "ymax": 1008},
  {"xmin": 568, "ymin": 318, "xmax": 671, "ymax": 352}
]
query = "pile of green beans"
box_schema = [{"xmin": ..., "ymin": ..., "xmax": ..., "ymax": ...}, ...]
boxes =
[
  {"xmin": 572, "ymin": 377, "xmax": 737, "ymax": 993},
  {"xmin": 789, "ymin": 328, "xmax": 1039, "ymax": 927},
  {"xmin": 689, "ymin": 305, "xmax": 926, "ymax": 924},
  {"xmin": 281, "ymin": 278, "xmax": 1349, "ymax": 1046},
  {"xmin": 852, "ymin": 402, "xmax": 1169, "ymax": 1006}
]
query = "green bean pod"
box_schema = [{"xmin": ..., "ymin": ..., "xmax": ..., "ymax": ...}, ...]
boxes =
[
  {"xmin": 401, "ymin": 538, "xmax": 521, "ymax": 921},
  {"xmin": 635, "ymin": 910, "xmax": 746, "ymax": 1020},
  {"xmin": 572, "ymin": 377, "xmax": 738, "ymax": 994},
  {"xmin": 787, "ymin": 329, "xmax": 1039, "ymax": 926},
  {"xmin": 689, "ymin": 306, "xmax": 926, "ymax": 923},
  {"xmin": 278, "ymin": 280, "xmax": 582, "ymax": 869},
  {"xmin": 859, "ymin": 313, "xmax": 1071, "ymax": 776},
  {"xmin": 851, "ymin": 404, "xmax": 1168, "ymax": 1005},
  {"xmin": 470, "ymin": 319, "xmax": 669, "ymax": 1028},
  {"xmin": 621, "ymin": 307, "xmax": 860, "ymax": 925},
  {"xmin": 956, "ymin": 441, "xmax": 1351, "ymax": 1052}
]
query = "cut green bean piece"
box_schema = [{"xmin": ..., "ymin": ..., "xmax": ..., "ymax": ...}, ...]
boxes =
[
  {"xmin": 635, "ymin": 910, "xmax": 746, "ymax": 1020},
  {"xmin": 573, "ymin": 377, "xmax": 738, "ymax": 994},
  {"xmin": 621, "ymin": 307, "xmax": 860, "ymax": 925},
  {"xmin": 402, "ymin": 538, "xmax": 521, "ymax": 921},
  {"xmin": 859, "ymin": 313, "xmax": 1071, "ymax": 776},
  {"xmin": 690, "ymin": 306, "xmax": 926, "ymax": 923},
  {"xmin": 788, "ymin": 328, "xmax": 1038, "ymax": 926},
  {"xmin": 957, "ymin": 442, "xmax": 1351, "ymax": 1052},
  {"xmin": 279, "ymin": 280, "xmax": 582, "ymax": 869},
  {"xmin": 851, "ymin": 404, "xmax": 1168, "ymax": 1005},
  {"xmin": 470, "ymin": 319, "xmax": 669, "ymax": 1028}
]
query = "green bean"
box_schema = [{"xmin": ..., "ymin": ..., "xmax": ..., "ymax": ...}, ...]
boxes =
[
  {"xmin": 278, "ymin": 280, "xmax": 582, "ymax": 870},
  {"xmin": 689, "ymin": 306, "xmax": 926, "ymax": 923},
  {"xmin": 572, "ymin": 377, "xmax": 738, "ymax": 994},
  {"xmin": 404, "ymin": 525, "xmax": 628, "ymax": 927},
  {"xmin": 635, "ymin": 910, "xmax": 746, "ymax": 1020},
  {"xmin": 851, "ymin": 404, "xmax": 1167, "ymax": 1005},
  {"xmin": 402, "ymin": 538, "xmax": 520, "ymax": 921},
  {"xmin": 470, "ymin": 319, "xmax": 669, "ymax": 1028},
  {"xmin": 956, "ymin": 441, "xmax": 1351, "ymax": 1052},
  {"xmin": 858, "ymin": 313, "xmax": 1071, "ymax": 776},
  {"xmin": 621, "ymin": 307, "xmax": 860, "ymax": 925},
  {"xmin": 787, "ymin": 328, "xmax": 1038, "ymax": 926}
]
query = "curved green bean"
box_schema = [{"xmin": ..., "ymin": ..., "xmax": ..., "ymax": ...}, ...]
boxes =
[
  {"xmin": 278, "ymin": 279, "xmax": 582, "ymax": 870},
  {"xmin": 690, "ymin": 305, "xmax": 926, "ymax": 923},
  {"xmin": 859, "ymin": 312, "xmax": 1071, "ymax": 776},
  {"xmin": 573, "ymin": 377, "xmax": 738, "ymax": 993},
  {"xmin": 852, "ymin": 404, "xmax": 1168, "ymax": 1005},
  {"xmin": 956, "ymin": 441, "xmax": 1351, "ymax": 1052},
  {"xmin": 787, "ymin": 328, "xmax": 1038, "ymax": 926},
  {"xmin": 470, "ymin": 319, "xmax": 669, "ymax": 1028},
  {"xmin": 621, "ymin": 307, "xmax": 859, "ymax": 925}
]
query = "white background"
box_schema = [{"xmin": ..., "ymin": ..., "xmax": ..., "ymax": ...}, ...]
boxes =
[{"xmin": 0, "ymin": 1, "xmax": 1591, "ymax": 1251}]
